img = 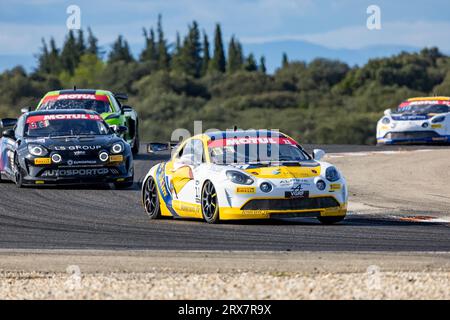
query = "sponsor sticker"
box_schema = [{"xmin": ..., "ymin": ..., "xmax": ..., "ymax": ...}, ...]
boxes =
[
  {"xmin": 109, "ymin": 155, "xmax": 124, "ymax": 162},
  {"xmin": 236, "ymin": 187, "xmax": 256, "ymax": 194},
  {"xmin": 431, "ymin": 124, "xmax": 443, "ymax": 129},
  {"xmin": 41, "ymin": 168, "xmax": 112, "ymax": 177},
  {"xmin": 34, "ymin": 158, "xmax": 51, "ymax": 165},
  {"xmin": 330, "ymin": 183, "xmax": 341, "ymax": 191},
  {"xmin": 26, "ymin": 114, "xmax": 101, "ymax": 124}
]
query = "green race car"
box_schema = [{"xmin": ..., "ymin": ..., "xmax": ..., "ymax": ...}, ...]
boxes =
[{"xmin": 33, "ymin": 89, "xmax": 140, "ymax": 154}]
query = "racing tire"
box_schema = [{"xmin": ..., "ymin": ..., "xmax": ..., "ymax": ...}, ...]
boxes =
[
  {"xmin": 143, "ymin": 177, "xmax": 161, "ymax": 219},
  {"xmin": 131, "ymin": 123, "xmax": 140, "ymax": 155},
  {"xmin": 14, "ymin": 154, "xmax": 24, "ymax": 188},
  {"xmin": 201, "ymin": 181, "xmax": 220, "ymax": 224},
  {"xmin": 317, "ymin": 216, "xmax": 345, "ymax": 225}
]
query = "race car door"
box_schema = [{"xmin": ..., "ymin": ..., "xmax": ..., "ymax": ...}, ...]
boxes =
[
  {"xmin": 0, "ymin": 116, "xmax": 23, "ymax": 178},
  {"xmin": 170, "ymin": 139, "xmax": 204, "ymax": 218}
]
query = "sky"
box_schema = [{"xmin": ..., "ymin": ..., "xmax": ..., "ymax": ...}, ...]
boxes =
[{"xmin": 1, "ymin": 0, "xmax": 450, "ymax": 71}]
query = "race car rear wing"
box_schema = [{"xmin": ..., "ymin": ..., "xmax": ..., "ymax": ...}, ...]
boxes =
[{"xmin": 147, "ymin": 142, "xmax": 179, "ymax": 153}]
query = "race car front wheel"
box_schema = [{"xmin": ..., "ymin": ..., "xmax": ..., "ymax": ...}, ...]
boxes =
[
  {"xmin": 144, "ymin": 177, "xmax": 161, "ymax": 219},
  {"xmin": 317, "ymin": 216, "xmax": 345, "ymax": 225},
  {"xmin": 201, "ymin": 181, "xmax": 219, "ymax": 224},
  {"xmin": 14, "ymin": 154, "xmax": 24, "ymax": 188}
]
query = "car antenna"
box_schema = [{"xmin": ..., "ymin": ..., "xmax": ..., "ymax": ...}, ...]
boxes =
[
  {"xmin": 233, "ymin": 125, "xmax": 238, "ymax": 132},
  {"xmin": 73, "ymin": 85, "xmax": 77, "ymax": 91}
]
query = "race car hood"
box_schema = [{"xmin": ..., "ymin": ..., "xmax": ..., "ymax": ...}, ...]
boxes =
[
  {"xmin": 25, "ymin": 135, "xmax": 121, "ymax": 151},
  {"xmin": 244, "ymin": 164, "xmax": 321, "ymax": 179},
  {"xmin": 223, "ymin": 162, "xmax": 321, "ymax": 179}
]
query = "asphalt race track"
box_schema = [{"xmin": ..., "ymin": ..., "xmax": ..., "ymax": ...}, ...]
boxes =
[{"xmin": 0, "ymin": 144, "xmax": 449, "ymax": 252}]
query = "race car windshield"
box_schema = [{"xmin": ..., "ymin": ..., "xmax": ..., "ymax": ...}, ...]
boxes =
[
  {"xmin": 395, "ymin": 104, "xmax": 449, "ymax": 114},
  {"xmin": 25, "ymin": 116, "xmax": 110, "ymax": 137},
  {"xmin": 40, "ymin": 99, "xmax": 112, "ymax": 114},
  {"xmin": 209, "ymin": 143, "xmax": 310, "ymax": 165}
]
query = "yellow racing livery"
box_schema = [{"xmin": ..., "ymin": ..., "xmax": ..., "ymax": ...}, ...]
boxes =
[{"xmin": 141, "ymin": 130, "xmax": 348, "ymax": 224}]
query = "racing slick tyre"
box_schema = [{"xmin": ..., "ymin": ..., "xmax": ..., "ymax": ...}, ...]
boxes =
[
  {"xmin": 131, "ymin": 124, "xmax": 140, "ymax": 155},
  {"xmin": 317, "ymin": 216, "xmax": 345, "ymax": 225},
  {"xmin": 143, "ymin": 177, "xmax": 161, "ymax": 219},
  {"xmin": 201, "ymin": 181, "xmax": 220, "ymax": 224},
  {"xmin": 14, "ymin": 154, "xmax": 24, "ymax": 188}
]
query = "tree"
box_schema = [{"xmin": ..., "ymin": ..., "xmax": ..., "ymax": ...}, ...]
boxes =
[
  {"xmin": 60, "ymin": 30, "xmax": 80, "ymax": 75},
  {"xmin": 76, "ymin": 30, "xmax": 86, "ymax": 56},
  {"xmin": 36, "ymin": 38, "xmax": 50, "ymax": 74},
  {"xmin": 227, "ymin": 36, "xmax": 244, "ymax": 73},
  {"xmin": 244, "ymin": 54, "xmax": 257, "ymax": 72},
  {"xmin": 157, "ymin": 14, "xmax": 170, "ymax": 70},
  {"xmin": 259, "ymin": 56, "xmax": 267, "ymax": 74},
  {"xmin": 209, "ymin": 23, "xmax": 226, "ymax": 73},
  {"xmin": 140, "ymin": 27, "xmax": 157, "ymax": 63},
  {"xmin": 282, "ymin": 52, "xmax": 289, "ymax": 68},
  {"xmin": 201, "ymin": 31, "xmax": 210, "ymax": 77},
  {"xmin": 108, "ymin": 35, "xmax": 134, "ymax": 63},
  {"xmin": 86, "ymin": 27, "xmax": 100, "ymax": 57},
  {"xmin": 179, "ymin": 21, "xmax": 202, "ymax": 77}
]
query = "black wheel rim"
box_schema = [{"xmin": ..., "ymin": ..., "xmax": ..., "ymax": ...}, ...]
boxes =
[
  {"xmin": 144, "ymin": 178, "xmax": 158, "ymax": 215},
  {"xmin": 202, "ymin": 182, "xmax": 217, "ymax": 219}
]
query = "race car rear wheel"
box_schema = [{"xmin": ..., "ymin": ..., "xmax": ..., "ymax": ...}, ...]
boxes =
[
  {"xmin": 317, "ymin": 216, "xmax": 345, "ymax": 225},
  {"xmin": 201, "ymin": 181, "xmax": 219, "ymax": 224},
  {"xmin": 144, "ymin": 177, "xmax": 161, "ymax": 219}
]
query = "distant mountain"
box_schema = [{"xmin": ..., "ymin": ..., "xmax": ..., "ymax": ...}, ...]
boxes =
[{"xmin": 243, "ymin": 40, "xmax": 421, "ymax": 72}]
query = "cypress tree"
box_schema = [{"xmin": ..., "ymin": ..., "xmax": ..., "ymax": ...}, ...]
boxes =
[
  {"xmin": 60, "ymin": 30, "xmax": 79, "ymax": 74},
  {"xmin": 282, "ymin": 52, "xmax": 289, "ymax": 68},
  {"xmin": 227, "ymin": 36, "xmax": 243, "ymax": 73},
  {"xmin": 140, "ymin": 27, "xmax": 157, "ymax": 63},
  {"xmin": 171, "ymin": 32, "xmax": 184, "ymax": 74},
  {"xmin": 108, "ymin": 35, "xmax": 134, "ymax": 63},
  {"xmin": 259, "ymin": 56, "xmax": 267, "ymax": 74},
  {"xmin": 157, "ymin": 14, "xmax": 170, "ymax": 70},
  {"xmin": 37, "ymin": 38, "xmax": 50, "ymax": 74},
  {"xmin": 209, "ymin": 23, "xmax": 226, "ymax": 73},
  {"xmin": 86, "ymin": 27, "xmax": 99, "ymax": 57},
  {"xmin": 200, "ymin": 31, "xmax": 210, "ymax": 77},
  {"xmin": 244, "ymin": 53, "xmax": 257, "ymax": 72},
  {"xmin": 180, "ymin": 21, "xmax": 202, "ymax": 77},
  {"xmin": 76, "ymin": 30, "xmax": 86, "ymax": 56}
]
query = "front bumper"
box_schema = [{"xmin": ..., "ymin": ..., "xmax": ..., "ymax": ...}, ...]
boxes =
[
  {"xmin": 21, "ymin": 157, "xmax": 133, "ymax": 186},
  {"xmin": 219, "ymin": 196, "xmax": 347, "ymax": 220},
  {"xmin": 377, "ymin": 131, "xmax": 450, "ymax": 145}
]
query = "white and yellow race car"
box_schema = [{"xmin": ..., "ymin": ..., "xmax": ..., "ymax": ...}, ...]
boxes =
[
  {"xmin": 141, "ymin": 130, "xmax": 348, "ymax": 224},
  {"xmin": 377, "ymin": 97, "xmax": 450, "ymax": 144}
]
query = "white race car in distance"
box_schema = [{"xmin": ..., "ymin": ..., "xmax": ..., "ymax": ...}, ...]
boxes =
[
  {"xmin": 141, "ymin": 130, "xmax": 348, "ymax": 224},
  {"xmin": 377, "ymin": 97, "xmax": 450, "ymax": 145}
]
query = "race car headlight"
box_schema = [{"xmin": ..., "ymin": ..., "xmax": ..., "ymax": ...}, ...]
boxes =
[
  {"xmin": 99, "ymin": 152, "xmax": 109, "ymax": 162},
  {"xmin": 422, "ymin": 122, "xmax": 429, "ymax": 128},
  {"xmin": 325, "ymin": 166, "xmax": 340, "ymax": 182},
  {"xmin": 381, "ymin": 117, "xmax": 390, "ymax": 124},
  {"xmin": 28, "ymin": 144, "xmax": 48, "ymax": 157},
  {"xmin": 226, "ymin": 170, "xmax": 254, "ymax": 185},
  {"xmin": 111, "ymin": 142, "xmax": 124, "ymax": 154},
  {"xmin": 432, "ymin": 115, "xmax": 446, "ymax": 123},
  {"xmin": 51, "ymin": 153, "xmax": 62, "ymax": 163},
  {"xmin": 316, "ymin": 180, "xmax": 326, "ymax": 191},
  {"xmin": 260, "ymin": 182, "xmax": 273, "ymax": 193}
]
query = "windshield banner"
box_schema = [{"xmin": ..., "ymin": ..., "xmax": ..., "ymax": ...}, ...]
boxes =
[
  {"xmin": 26, "ymin": 114, "xmax": 101, "ymax": 124},
  {"xmin": 208, "ymin": 137, "xmax": 297, "ymax": 147}
]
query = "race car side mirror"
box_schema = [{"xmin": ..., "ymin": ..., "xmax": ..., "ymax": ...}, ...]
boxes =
[
  {"xmin": 384, "ymin": 108, "xmax": 392, "ymax": 116},
  {"xmin": 2, "ymin": 129, "xmax": 15, "ymax": 140},
  {"xmin": 313, "ymin": 149, "xmax": 326, "ymax": 161},
  {"xmin": 0, "ymin": 118, "xmax": 18, "ymax": 128},
  {"xmin": 147, "ymin": 142, "xmax": 170, "ymax": 153},
  {"xmin": 147, "ymin": 142, "xmax": 178, "ymax": 153},
  {"xmin": 115, "ymin": 125, "xmax": 128, "ymax": 134},
  {"xmin": 121, "ymin": 106, "xmax": 133, "ymax": 115},
  {"xmin": 21, "ymin": 107, "xmax": 31, "ymax": 113}
]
